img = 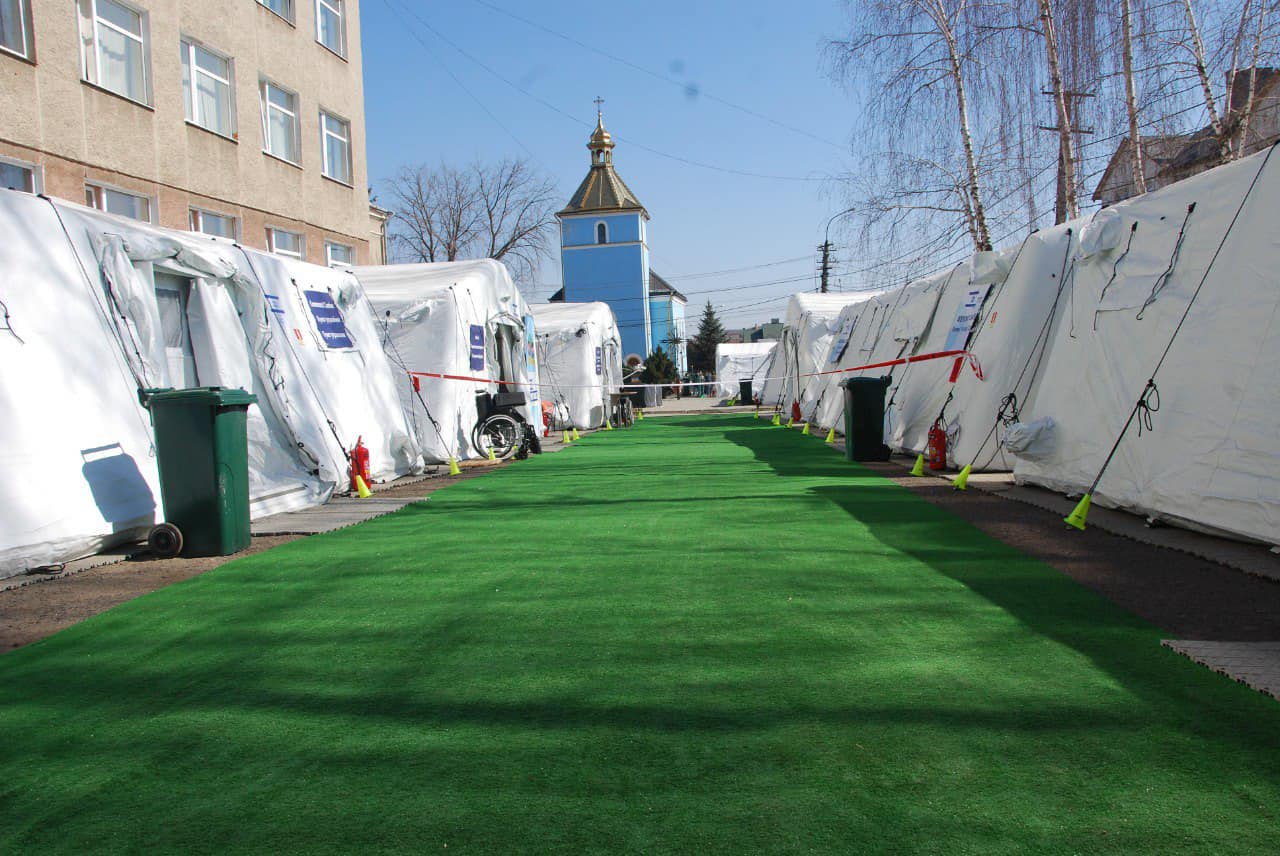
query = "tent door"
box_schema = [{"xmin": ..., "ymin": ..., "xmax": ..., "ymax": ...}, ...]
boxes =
[
  {"xmin": 494, "ymin": 323, "xmax": 518, "ymax": 387},
  {"xmin": 154, "ymin": 272, "xmax": 198, "ymax": 389}
]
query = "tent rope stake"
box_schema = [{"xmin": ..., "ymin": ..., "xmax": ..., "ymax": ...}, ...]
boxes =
[{"xmin": 1068, "ymin": 141, "xmax": 1277, "ymax": 531}]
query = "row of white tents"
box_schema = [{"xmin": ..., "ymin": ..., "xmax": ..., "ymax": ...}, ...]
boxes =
[
  {"xmin": 0, "ymin": 191, "xmax": 622, "ymax": 577},
  {"xmin": 759, "ymin": 145, "xmax": 1280, "ymax": 546}
]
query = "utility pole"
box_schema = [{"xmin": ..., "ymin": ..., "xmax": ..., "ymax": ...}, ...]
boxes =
[
  {"xmin": 1038, "ymin": 89, "xmax": 1095, "ymax": 223},
  {"xmin": 818, "ymin": 241, "xmax": 832, "ymax": 293}
]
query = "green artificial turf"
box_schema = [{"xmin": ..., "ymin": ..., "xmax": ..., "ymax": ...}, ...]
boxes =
[{"xmin": 2, "ymin": 414, "xmax": 1279, "ymax": 854}]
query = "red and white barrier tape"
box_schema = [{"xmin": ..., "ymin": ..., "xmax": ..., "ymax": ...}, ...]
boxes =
[{"xmin": 406, "ymin": 348, "xmax": 982, "ymax": 391}]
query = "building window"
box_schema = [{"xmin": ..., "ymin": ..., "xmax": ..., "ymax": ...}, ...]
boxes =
[
  {"xmin": 260, "ymin": 79, "xmax": 300, "ymax": 163},
  {"xmin": 319, "ymin": 110, "xmax": 351, "ymax": 184},
  {"xmin": 325, "ymin": 241, "xmax": 354, "ymax": 267},
  {"xmin": 315, "ymin": 0, "xmax": 345, "ymax": 57},
  {"xmin": 181, "ymin": 39, "xmax": 234, "ymax": 138},
  {"xmin": 267, "ymin": 227, "xmax": 304, "ymax": 259},
  {"xmin": 0, "ymin": 0, "xmax": 34, "ymax": 60},
  {"xmin": 0, "ymin": 157, "xmax": 39, "ymax": 193},
  {"xmin": 85, "ymin": 182, "xmax": 152, "ymax": 222},
  {"xmin": 78, "ymin": 0, "xmax": 150, "ymax": 105},
  {"xmin": 258, "ymin": 0, "xmax": 293, "ymax": 24},
  {"xmin": 596, "ymin": 222, "xmax": 608, "ymax": 244},
  {"xmin": 189, "ymin": 208, "xmax": 238, "ymax": 239}
]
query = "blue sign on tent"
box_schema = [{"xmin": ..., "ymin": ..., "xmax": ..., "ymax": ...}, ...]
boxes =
[
  {"xmin": 595, "ymin": 347, "xmax": 602, "ymax": 376},
  {"xmin": 469, "ymin": 325, "xmax": 486, "ymax": 372},
  {"xmin": 303, "ymin": 290, "xmax": 353, "ymax": 349}
]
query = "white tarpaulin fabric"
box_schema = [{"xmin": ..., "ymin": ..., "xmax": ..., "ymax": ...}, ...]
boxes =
[
  {"xmin": 715, "ymin": 341, "xmax": 776, "ymax": 397},
  {"xmin": 1013, "ymin": 146, "xmax": 1280, "ymax": 544},
  {"xmin": 0, "ymin": 192, "xmax": 418, "ymax": 576},
  {"xmin": 531, "ymin": 301, "xmax": 622, "ymax": 429},
  {"xmin": 353, "ymin": 260, "xmax": 541, "ymax": 464},
  {"xmin": 759, "ymin": 293, "xmax": 880, "ymax": 415}
]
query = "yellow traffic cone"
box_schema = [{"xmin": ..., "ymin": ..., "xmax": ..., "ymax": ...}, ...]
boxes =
[
  {"xmin": 786, "ymin": 418, "xmax": 794, "ymax": 429},
  {"xmin": 909, "ymin": 454, "xmax": 925, "ymax": 476},
  {"xmin": 354, "ymin": 474, "xmax": 372, "ymax": 498},
  {"xmin": 637, "ymin": 409, "xmax": 644, "ymax": 420},
  {"xmin": 572, "ymin": 427, "xmax": 581, "ymax": 441},
  {"xmin": 1064, "ymin": 494, "xmax": 1092, "ymax": 531},
  {"xmin": 563, "ymin": 430, "xmax": 572, "ymax": 444},
  {"xmin": 487, "ymin": 445, "xmax": 497, "ymax": 462},
  {"xmin": 771, "ymin": 413, "xmax": 781, "ymax": 426},
  {"xmin": 605, "ymin": 420, "xmax": 614, "ymax": 431},
  {"xmin": 801, "ymin": 422, "xmax": 810, "ymax": 436},
  {"xmin": 952, "ymin": 464, "xmax": 972, "ymax": 491},
  {"xmin": 448, "ymin": 457, "xmax": 462, "ymax": 476},
  {"xmin": 825, "ymin": 427, "xmax": 836, "ymax": 444}
]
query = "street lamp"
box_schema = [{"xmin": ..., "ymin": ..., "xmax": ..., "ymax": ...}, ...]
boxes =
[{"xmin": 818, "ymin": 206, "xmax": 857, "ymax": 293}]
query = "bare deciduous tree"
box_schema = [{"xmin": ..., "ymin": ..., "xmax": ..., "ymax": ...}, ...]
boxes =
[{"xmin": 385, "ymin": 158, "xmax": 559, "ymax": 283}]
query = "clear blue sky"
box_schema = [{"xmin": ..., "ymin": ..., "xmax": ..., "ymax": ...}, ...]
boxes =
[{"xmin": 360, "ymin": 0, "xmax": 858, "ymax": 331}]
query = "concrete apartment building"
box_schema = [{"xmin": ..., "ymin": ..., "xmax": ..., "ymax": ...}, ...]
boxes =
[{"xmin": 0, "ymin": 0, "xmax": 386, "ymax": 265}]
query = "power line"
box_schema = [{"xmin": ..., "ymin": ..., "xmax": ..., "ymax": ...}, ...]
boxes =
[
  {"xmin": 465, "ymin": 0, "xmax": 849, "ymax": 151},
  {"xmin": 384, "ymin": 0, "xmax": 829, "ymax": 183}
]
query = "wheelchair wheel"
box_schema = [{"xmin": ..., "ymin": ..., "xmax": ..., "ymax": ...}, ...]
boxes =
[{"xmin": 473, "ymin": 412, "xmax": 522, "ymax": 460}]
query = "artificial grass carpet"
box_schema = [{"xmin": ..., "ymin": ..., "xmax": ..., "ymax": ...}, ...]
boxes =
[{"xmin": 2, "ymin": 414, "xmax": 1279, "ymax": 854}]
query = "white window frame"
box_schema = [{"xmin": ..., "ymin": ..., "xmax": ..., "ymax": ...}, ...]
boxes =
[
  {"xmin": 266, "ymin": 226, "xmax": 305, "ymax": 259},
  {"xmin": 257, "ymin": 0, "xmax": 294, "ymax": 25},
  {"xmin": 325, "ymin": 241, "xmax": 354, "ymax": 267},
  {"xmin": 181, "ymin": 38, "xmax": 235, "ymax": 138},
  {"xmin": 0, "ymin": 155, "xmax": 42, "ymax": 193},
  {"xmin": 85, "ymin": 180, "xmax": 155, "ymax": 223},
  {"xmin": 260, "ymin": 78, "xmax": 301, "ymax": 165},
  {"xmin": 319, "ymin": 109, "xmax": 351, "ymax": 184},
  {"xmin": 189, "ymin": 207, "xmax": 239, "ymax": 240},
  {"xmin": 595, "ymin": 221, "xmax": 608, "ymax": 244},
  {"xmin": 315, "ymin": 0, "xmax": 346, "ymax": 58},
  {"xmin": 0, "ymin": 0, "xmax": 35, "ymax": 60},
  {"xmin": 79, "ymin": 0, "xmax": 152, "ymax": 106}
]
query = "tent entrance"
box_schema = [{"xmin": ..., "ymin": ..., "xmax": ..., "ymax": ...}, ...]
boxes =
[
  {"xmin": 494, "ymin": 323, "xmax": 519, "ymax": 389},
  {"xmin": 154, "ymin": 271, "xmax": 198, "ymax": 389}
]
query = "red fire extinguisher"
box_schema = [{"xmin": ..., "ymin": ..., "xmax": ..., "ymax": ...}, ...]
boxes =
[
  {"xmin": 349, "ymin": 436, "xmax": 371, "ymax": 491},
  {"xmin": 791, "ymin": 400, "xmax": 803, "ymax": 423},
  {"xmin": 927, "ymin": 420, "xmax": 948, "ymax": 471}
]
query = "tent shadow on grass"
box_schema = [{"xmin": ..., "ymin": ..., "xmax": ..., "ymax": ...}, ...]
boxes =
[{"xmin": 723, "ymin": 420, "xmax": 1280, "ymax": 765}]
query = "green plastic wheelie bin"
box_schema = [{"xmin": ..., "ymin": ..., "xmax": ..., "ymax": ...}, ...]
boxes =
[
  {"xmin": 140, "ymin": 387, "xmax": 257, "ymax": 558},
  {"xmin": 841, "ymin": 376, "xmax": 893, "ymax": 462}
]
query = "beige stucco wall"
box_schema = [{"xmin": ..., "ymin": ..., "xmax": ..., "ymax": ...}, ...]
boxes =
[{"xmin": 0, "ymin": 0, "xmax": 378, "ymax": 264}]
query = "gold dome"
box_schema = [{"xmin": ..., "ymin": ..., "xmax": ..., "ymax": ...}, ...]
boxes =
[{"xmin": 588, "ymin": 113, "xmax": 614, "ymax": 151}]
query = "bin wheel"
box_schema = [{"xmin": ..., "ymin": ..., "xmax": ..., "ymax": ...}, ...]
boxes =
[{"xmin": 148, "ymin": 523, "xmax": 184, "ymax": 559}]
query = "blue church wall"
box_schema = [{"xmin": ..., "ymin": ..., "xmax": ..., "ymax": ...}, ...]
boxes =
[
  {"xmin": 648, "ymin": 298, "xmax": 688, "ymax": 373},
  {"xmin": 561, "ymin": 242, "xmax": 651, "ymax": 359},
  {"xmin": 561, "ymin": 213, "xmax": 645, "ymax": 247}
]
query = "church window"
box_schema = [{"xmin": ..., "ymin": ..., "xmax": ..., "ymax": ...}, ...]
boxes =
[{"xmin": 596, "ymin": 222, "xmax": 608, "ymax": 244}]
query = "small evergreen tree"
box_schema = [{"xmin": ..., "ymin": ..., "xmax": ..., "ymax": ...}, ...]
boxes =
[
  {"xmin": 639, "ymin": 347, "xmax": 677, "ymax": 385},
  {"xmin": 688, "ymin": 301, "xmax": 727, "ymax": 373}
]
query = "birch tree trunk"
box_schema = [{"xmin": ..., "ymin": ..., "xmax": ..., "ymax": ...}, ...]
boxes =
[
  {"xmin": 1038, "ymin": 0, "xmax": 1079, "ymax": 222},
  {"xmin": 927, "ymin": 1, "xmax": 993, "ymax": 251},
  {"xmin": 1180, "ymin": 0, "xmax": 1228, "ymax": 160},
  {"xmin": 1121, "ymin": 0, "xmax": 1147, "ymax": 194},
  {"xmin": 1234, "ymin": 2, "xmax": 1268, "ymax": 159}
]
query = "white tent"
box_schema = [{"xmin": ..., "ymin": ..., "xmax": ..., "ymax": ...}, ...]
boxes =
[
  {"xmin": 353, "ymin": 260, "xmax": 542, "ymax": 464},
  {"xmin": 0, "ymin": 191, "xmax": 418, "ymax": 576},
  {"xmin": 530, "ymin": 302, "xmax": 622, "ymax": 430},
  {"xmin": 1012, "ymin": 146, "xmax": 1280, "ymax": 544},
  {"xmin": 809, "ymin": 288, "xmax": 906, "ymax": 430},
  {"xmin": 759, "ymin": 293, "xmax": 878, "ymax": 416},
  {"xmin": 715, "ymin": 341, "xmax": 776, "ymax": 398}
]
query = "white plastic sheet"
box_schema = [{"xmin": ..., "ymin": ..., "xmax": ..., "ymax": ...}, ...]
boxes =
[
  {"xmin": 353, "ymin": 260, "xmax": 541, "ymax": 463},
  {"xmin": 531, "ymin": 301, "xmax": 622, "ymax": 429},
  {"xmin": 715, "ymin": 341, "xmax": 776, "ymax": 397}
]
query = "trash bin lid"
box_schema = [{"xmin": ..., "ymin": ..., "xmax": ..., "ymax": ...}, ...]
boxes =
[
  {"xmin": 840, "ymin": 375, "xmax": 892, "ymax": 389},
  {"xmin": 141, "ymin": 387, "xmax": 257, "ymax": 408}
]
